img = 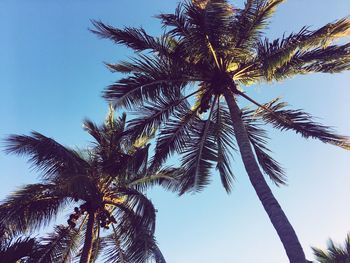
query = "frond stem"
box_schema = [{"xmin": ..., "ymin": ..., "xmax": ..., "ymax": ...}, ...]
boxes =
[
  {"xmin": 206, "ymin": 35, "xmax": 221, "ymax": 69},
  {"xmin": 236, "ymin": 90, "xmax": 294, "ymax": 126}
]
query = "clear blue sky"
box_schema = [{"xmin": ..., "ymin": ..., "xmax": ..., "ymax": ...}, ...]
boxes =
[{"xmin": 0, "ymin": 1, "xmax": 350, "ymax": 262}]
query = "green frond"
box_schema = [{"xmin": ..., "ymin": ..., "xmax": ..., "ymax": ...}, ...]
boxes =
[
  {"xmin": 104, "ymin": 199, "xmax": 157, "ymax": 263},
  {"xmin": 212, "ymin": 99, "xmax": 236, "ymax": 193},
  {"xmin": 103, "ymin": 54, "xmax": 189, "ymax": 109},
  {"xmin": 257, "ymin": 98, "xmax": 350, "ymax": 149},
  {"xmin": 31, "ymin": 225, "xmax": 81, "ymax": 263},
  {"xmin": 312, "ymin": 233, "xmax": 350, "ymax": 263},
  {"xmin": 0, "ymin": 184, "xmax": 68, "ymax": 236},
  {"xmin": 234, "ymin": 0, "xmax": 286, "ymax": 48},
  {"xmin": 56, "ymin": 175, "xmax": 98, "ymax": 202},
  {"xmin": 0, "ymin": 236, "xmax": 36, "ymax": 262},
  {"xmin": 152, "ymin": 244, "xmax": 167, "ymax": 263},
  {"xmin": 157, "ymin": 3, "xmax": 190, "ymax": 37},
  {"xmin": 128, "ymin": 167, "xmax": 183, "ymax": 193},
  {"xmin": 180, "ymin": 100, "xmax": 218, "ymax": 194},
  {"xmin": 150, "ymin": 101, "xmax": 200, "ymax": 171},
  {"xmin": 118, "ymin": 188, "xmax": 156, "ymax": 233},
  {"xmin": 4, "ymin": 132, "xmax": 89, "ymax": 180},
  {"xmin": 91, "ymin": 20, "xmax": 170, "ymax": 55},
  {"xmin": 242, "ymin": 108, "xmax": 286, "ymax": 185},
  {"xmin": 126, "ymin": 94, "xmax": 187, "ymax": 139},
  {"xmin": 255, "ymin": 26, "xmax": 350, "ymax": 81},
  {"xmin": 306, "ymin": 18, "xmax": 350, "ymax": 48},
  {"xmin": 126, "ymin": 144, "xmax": 150, "ymax": 178},
  {"xmin": 101, "ymin": 231, "xmax": 126, "ymax": 263},
  {"xmin": 202, "ymin": 0, "xmax": 234, "ymax": 50}
]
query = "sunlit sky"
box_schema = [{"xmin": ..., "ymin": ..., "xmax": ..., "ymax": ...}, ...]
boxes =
[{"xmin": 1, "ymin": 1, "xmax": 350, "ymax": 262}]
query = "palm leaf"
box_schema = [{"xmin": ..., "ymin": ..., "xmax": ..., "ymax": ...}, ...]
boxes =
[
  {"xmin": 255, "ymin": 24, "xmax": 350, "ymax": 81},
  {"xmin": 91, "ymin": 20, "xmax": 170, "ymax": 55},
  {"xmin": 312, "ymin": 233, "xmax": 350, "ymax": 263},
  {"xmin": 256, "ymin": 98, "xmax": 350, "ymax": 149},
  {"xmin": 242, "ymin": 108, "xmax": 286, "ymax": 185},
  {"xmin": 32, "ymin": 225, "xmax": 81, "ymax": 263},
  {"xmin": 128, "ymin": 167, "xmax": 183, "ymax": 193},
  {"xmin": 0, "ymin": 184, "xmax": 68, "ymax": 236},
  {"xmin": 0, "ymin": 236, "xmax": 36, "ymax": 262},
  {"xmin": 212, "ymin": 99, "xmax": 236, "ymax": 193},
  {"xmin": 105, "ymin": 202, "xmax": 157, "ymax": 263},
  {"xmin": 234, "ymin": 0, "xmax": 286, "ymax": 48},
  {"xmin": 103, "ymin": 54, "xmax": 188, "ymax": 109},
  {"xmin": 156, "ymin": 3, "xmax": 190, "ymax": 37},
  {"xmin": 115, "ymin": 188, "xmax": 156, "ymax": 233},
  {"xmin": 180, "ymin": 100, "xmax": 218, "ymax": 193},
  {"xmin": 4, "ymin": 132, "xmax": 88, "ymax": 180},
  {"xmin": 149, "ymin": 100, "xmax": 200, "ymax": 171},
  {"xmin": 126, "ymin": 94, "xmax": 186, "ymax": 139}
]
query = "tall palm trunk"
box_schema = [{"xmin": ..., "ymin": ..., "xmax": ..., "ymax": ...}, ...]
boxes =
[
  {"xmin": 80, "ymin": 212, "xmax": 96, "ymax": 263},
  {"xmin": 154, "ymin": 245, "xmax": 167, "ymax": 263},
  {"xmin": 223, "ymin": 87, "xmax": 306, "ymax": 263}
]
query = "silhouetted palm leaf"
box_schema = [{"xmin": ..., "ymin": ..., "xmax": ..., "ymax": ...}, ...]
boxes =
[
  {"xmin": 256, "ymin": 98, "xmax": 350, "ymax": 149},
  {"xmin": 312, "ymin": 233, "xmax": 350, "ymax": 263},
  {"xmin": 31, "ymin": 225, "xmax": 81, "ymax": 263}
]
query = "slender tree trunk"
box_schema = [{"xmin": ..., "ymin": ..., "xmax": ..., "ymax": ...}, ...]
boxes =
[
  {"xmin": 223, "ymin": 87, "xmax": 306, "ymax": 263},
  {"xmin": 79, "ymin": 212, "xmax": 96, "ymax": 263},
  {"xmin": 154, "ymin": 245, "xmax": 167, "ymax": 263}
]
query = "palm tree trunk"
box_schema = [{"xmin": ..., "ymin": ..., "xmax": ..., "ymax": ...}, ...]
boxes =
[
  {"xmin": 79, "ymin": 212, "xmax": 96, "ymax": 263},
  {"xmin": 223, "ymin": 87, "xmax": 306, "ymax": 263},
  {"xmin": 154, "ymin": 245, "xmax": 167, "ymax": 263}
]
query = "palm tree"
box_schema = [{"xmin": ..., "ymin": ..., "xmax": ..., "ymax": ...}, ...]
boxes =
[
  {"xmin": 91, "ymin": 0, "xmax": 350, "ymax": 262},
  {"xmin": 1, "ymin": 108, "xmax": 178, "ymax": 263},
  {"xmin": 312, "ymin": 233, "xmax": 350, "ymax": 263}
]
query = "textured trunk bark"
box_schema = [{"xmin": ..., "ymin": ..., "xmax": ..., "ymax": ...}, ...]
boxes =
[
  {"xmin": 79, "ymin": 212, "xmax": 96, "ymax": 263},
  {"xmin": 223, "ymin": 87, "xmax": 306, "ymax": 263}
]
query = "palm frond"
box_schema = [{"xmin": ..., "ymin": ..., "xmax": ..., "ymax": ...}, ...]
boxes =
[
  {"xmin": 82, "ymin": 119, "xmax": 106, "ymax": 146},
  {"xmin": 312, "ymin": 233, "xmax": 350, "ymax": 263},
  {"xmin": 126, "ymin": 94, "xmax": 187, "ymax": 139},
  {"xmin": 255, "ymin": 26, "xmax": 350, "ymax": 81},
  {"xmin": 234, "ymin": 0, "xmax": 286, "ymax": 48},
  {"xmin": 128, "ymin": 167, "xmax": 183, "ymax": 193},
  {"xmin": 150, "ymin": 100, "xmax": 200, "ymax": 171},
  {"xmin": 242, "ymin": 108, "xmax": 286, "ymax": 185},
  {"xmin": 0, "ymin": 236, "xmax": 36, "ymax": 262},
  {"xmin": 256, "ymin": 98, "xmax": 350, "ymax": 149},
  {"xmin": 31, "ymin": 225, "xmax": 81, "ymax": 263},
  {"xmin": 102, "ymin": 230, "xmax": 126, "ymax": 263},
  {"xmin": 103, "ymin": 54, "xmax": 188, "ymax": 109},
  {"xmin": 202, "ymin": 0, "xmax": 234, "ymax": 51},
  {"xmin": 212, "ymin": 99, "xmax": 236, "ymax": 193},
  {"xmin": 4, "ymin": 132, "xmax": 89, "ymax": 180},
  {"xmin": 56, "ymin": 174, "xmax": 98, "ymax": 202},
  {"xmin": 180, "ymin": 100, "xmax": 218, "ymax": 194},
  {"xmin": 91, "ymin": 20, "xmax": 170, "ymax": 55},
  {"xmin": 0, "ymin": 184, "xmax": 68, "ymax": 236},
  {"xmin": 105, "ymin": 201, "xmax": 157, "ymax": 263},
  {"xmin": 126, "ymin": 144, "xmax": 150, "ymax": 178},
  {"xmin": 115, "ymin": 188, "xmax": 156, "ymax": 233},
  {"xmin": 157, "ymin": 3, "xmax": 190, "ymax": 37}
]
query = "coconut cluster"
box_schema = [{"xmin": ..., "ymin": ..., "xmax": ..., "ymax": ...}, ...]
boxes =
[
  {"xmin": 67, "ymin": 203, "xmax": 89, "ymax": 228},
  {"xmin": 98, "ymin": 208, "xmax": 117, "ymax": 229}
]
